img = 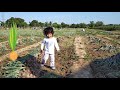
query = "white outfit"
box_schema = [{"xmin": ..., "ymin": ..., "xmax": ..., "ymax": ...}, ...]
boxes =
[{"xmin": 41, "ymin": 37, "xmax": 60, "ymax": 67}]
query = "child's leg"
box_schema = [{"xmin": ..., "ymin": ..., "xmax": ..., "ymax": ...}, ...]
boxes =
[
  {"xmin": 41, "ymin": 53, "xmax": 49, "ymax": 64},
  {"xmin": 49, "ymin": 54, "xmax": 55, "ymax": 67}
]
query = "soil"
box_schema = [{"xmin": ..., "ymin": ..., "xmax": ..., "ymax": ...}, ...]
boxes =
[
  {"xmin": 1, "ymin": 35, "xmax": 119, "ymax": 78},
  {"xmin": 68, "ymin": 36, "xmax": 93, "ymax": 78}
]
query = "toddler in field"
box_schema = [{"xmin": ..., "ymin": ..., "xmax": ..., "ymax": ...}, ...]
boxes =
[{"xmin": 40, "ymin": 27, "xmax": 60, "ymax": 70}]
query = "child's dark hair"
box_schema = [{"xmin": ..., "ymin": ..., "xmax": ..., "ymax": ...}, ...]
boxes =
[{"xmin": 43, "ymin": 27, "xmax": 54, "ymax": 36}]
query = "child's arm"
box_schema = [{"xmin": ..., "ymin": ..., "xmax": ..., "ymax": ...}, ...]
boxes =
[{"xmin": 54, "ymin": 38, "xmax": 60, "ymax": 52}]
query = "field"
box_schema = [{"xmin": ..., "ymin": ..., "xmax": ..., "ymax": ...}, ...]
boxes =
[{"xmin": 0, "ymin": 28, "xmax": 120, "ymax": 78}]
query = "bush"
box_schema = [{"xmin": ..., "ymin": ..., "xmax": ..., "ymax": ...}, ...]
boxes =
[{"xmin": 94, "ymin": 25, "xmax": 120, "ymax": 31}]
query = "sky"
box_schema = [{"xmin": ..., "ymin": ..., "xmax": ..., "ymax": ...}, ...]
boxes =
[{"xmin": 0, "ymin": 12, "xmax": 120, "ymax": 24}]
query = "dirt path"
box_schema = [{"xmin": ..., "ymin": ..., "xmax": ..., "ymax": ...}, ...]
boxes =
[{"xmin": 69, "ymin": 36, "xmax": 93, "ymax": 78}]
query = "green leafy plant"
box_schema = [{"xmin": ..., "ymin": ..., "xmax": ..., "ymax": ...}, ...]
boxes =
[
  {"xmin": 9, "ymin": 22, "xmax": 17, "ymax": 51},
  {"xmin": 1, "ymin": 61, "xmax": 25, "ymax": 78},
  {"xmin": 9, "ymin": 22, "xmax": 18, "ymax": 61}
]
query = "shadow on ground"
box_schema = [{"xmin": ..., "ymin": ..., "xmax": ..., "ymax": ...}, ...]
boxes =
[
  {"xmin": 67, "ymin": 53, "xmax": 120, "ymax": 78},
  {"xmin": 18, "ymin": 54, "xmax": 63, "ymax": 78}
]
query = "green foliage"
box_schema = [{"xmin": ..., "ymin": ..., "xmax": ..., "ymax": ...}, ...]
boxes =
[
  {"xmin": 98, "ymin": 44, "xmax": 118, "ymax": 53},
  {"xmin": 87, "ymin": 36, "xmax": 102, "ymax": 44},
  {"xmin": 39, "ymin": 22, "xmax": 44, "ymax": 27},
  {"xmin": 6, "ymin": 17, "xmax": 28, "ymax": 28},
  {"xmin": 70, "ymin": 24, "xmax": 76, "ymax": 28},
  {"xmin": 89, "ymin": 21, "xmax": 95, "ymax": 28},
  {"xmin": 44, "ymin": 22, "xmax": 48, "ymax": 27},
  {"xmin": 29, "ymin": 20, "xmax": 39, "ymax": 27},
  {"xmin": 2, "ymin": 17, "xmax": 120, "ymax": 29},
  {"xmin": 0, "ymin": 21, "xmax": 5, "ymax": 27},
  {"xmin": 9, "ymin": 23, "xmax": 17, "ymax": 51},
  {"xmin": 1, "ymin": 60, "xmax": 25, "ymax": 78},
  {"xmin": 52, "ymin": 22, "xmax": 61, "ymax": 28},
  {"xmin": 94, "ymin": 25, "xmax": 120, "ymax": 31},
  {"xmin": 61, "ymin": 22, "xmax": 68, "ymax": 28},
  {"xmin": 79, "ymin": 23, "xmax": 87, "ymax": 28},
  {"xmin": 95, "ymin": 21, "xmax": 104, "ymax": 27}
]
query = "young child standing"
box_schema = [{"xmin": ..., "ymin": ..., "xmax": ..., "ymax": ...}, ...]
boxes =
[{"xmin": 40, "ymin": 27, "xmax": 60, "ymax": 70}]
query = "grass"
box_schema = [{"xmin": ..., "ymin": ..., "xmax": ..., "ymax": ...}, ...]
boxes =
[
  {"xmin": 0, "ymin": 28, "xmax": 111, "ymax": 41},
  {"xmin": 0, "ymin": 37, "xmax": 42, "ymax": 57}
]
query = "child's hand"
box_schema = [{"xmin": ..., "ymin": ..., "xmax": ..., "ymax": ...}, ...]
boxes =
[
  {"xmin": 40, "ymin": 50, "xmax": 43, "ymax": 54},
  {"xmin": 40, "ymin": 50, "xmax": 44, "ymax": 55}
]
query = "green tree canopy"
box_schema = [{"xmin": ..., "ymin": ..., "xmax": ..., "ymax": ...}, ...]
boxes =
[
  {"xmin": 95, "ymin": 21, "xmax": 104, "ymax": 27},
  {"xmin": 29, "ymin": 20, "xmax": 39, "ymax": 27},
  {"xmin": 6, "ymin": 17, "xmax": 28, "ymax": 27}
]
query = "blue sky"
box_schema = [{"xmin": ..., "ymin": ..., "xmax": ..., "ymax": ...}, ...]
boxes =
[{"xmin": 0, "ymin": 12, "xmax": 120, "ymax": 24}]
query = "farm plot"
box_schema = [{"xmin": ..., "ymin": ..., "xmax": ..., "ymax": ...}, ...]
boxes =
[
  {"xmin": 0, "ymin": 36, "xmax": 79, "ymax": 78},
  {"xmin": 1, "ymin": 28, "xmax": 120, "ymax": 78},
  {"xmin": 85, "ymin": 35, "xmax": 120, "ymax": 61},
  {"xmin": 84, "ymin": 34, "xmax": 120, "ymax": 78}
]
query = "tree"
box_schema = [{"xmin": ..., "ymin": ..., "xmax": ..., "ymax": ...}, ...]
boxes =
[
  {"xmin": 0, "ymin": 21, "xmax": 5, "ymax": 27},
  {"xmin": 65, "ymin": 24, "xmax": 69, "ymax": 28},
  {"xmin": 39, "ymin": 22, "xmax": 44, "ymax": 27},
  {"xmin": 52, "ymin": 22, "xmax": 61, "ymax": 28},
  {"xmin": 75, "ymin": 24, "xmax": 80, "ymax": 28},
  {"xmin": 6, "ymin": 17, "xmax": 28, "ymax": 27},
  {"xmin": 44, "ymin": 22, "xmax": 49, "ymax": 27},
  {"xmin": 49, "ymin": 21, "xmax": 52, "ymax": 26},
  {"xmin": 52, "ymin": 22, "xmax": 58, "ymax": 28},
  {"xmin": 29, "ymin": 20, "xmax": 39, "ymax": 27},
  {"xmin": 70, "ymin": 24, "xmax": 76, "ymax": 28},
  {"xmin": 89, "ymin": 21, "xmax": 95, "ymax": 28},
  {"xmin": 79, "ymin": 23, "xmax": 86, "ymax": 28},
  {"xmin": 61, "ymin": 22, "xmax": 66, "ymax": 28},
  {"xmin": 22, "ymin": 22, "xmax": 28, "ymax": 28},
  {"xmin": 95, "ymin": 21, "xmax": 104, "ymax": 27},
  {"xmin": 57, "ymin": 24, "xmax": 62, "ymax": 28}
]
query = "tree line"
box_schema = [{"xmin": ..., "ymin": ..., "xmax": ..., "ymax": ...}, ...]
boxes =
[{"xmin": 0, "ymin": 17, "xmax": 120, "ymax": 31}]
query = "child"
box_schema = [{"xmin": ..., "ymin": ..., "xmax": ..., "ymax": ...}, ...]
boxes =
[{"xmin": 40, "ymin": 27, "xmax": 60, "ymax": 70}]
